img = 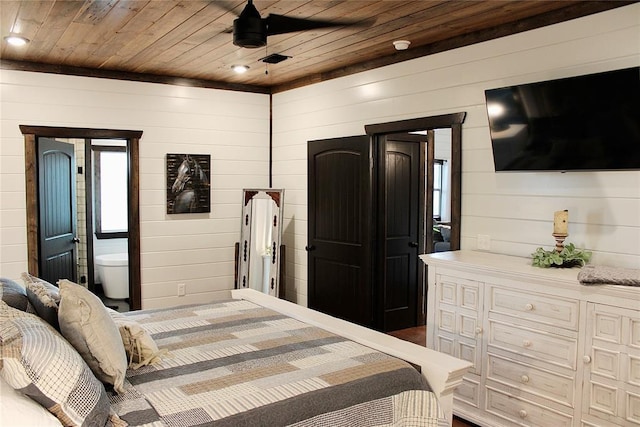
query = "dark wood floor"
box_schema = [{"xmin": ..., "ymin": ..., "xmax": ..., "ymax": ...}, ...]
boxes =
[
  {"xmin": 388, "ymin": 324, "xmax": 426, "ymax": 345},
  {"xmin": 388, "ymin": 325, "xmax": 479, "ymax": 427}
]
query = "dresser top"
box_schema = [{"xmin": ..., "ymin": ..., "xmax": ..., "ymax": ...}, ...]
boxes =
[
  {"xmin": 420, "ymin": 251, "xmax": 640, "ymax": 303},
  {"xmin": 421, "ymin": 250, "xmax": 577, "ymax": 281}
]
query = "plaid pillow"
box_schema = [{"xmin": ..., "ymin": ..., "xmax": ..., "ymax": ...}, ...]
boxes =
[
  {"xmin": 0, "ymin": 277, "xmax": 35, "ymax": 313},
  {"xmin": 0, "ymin": 301, "xmax": 110, "ymax": 427},
  {"xmin": 21, "ymin": 273, "xmax": 60, "ymax": 330}
]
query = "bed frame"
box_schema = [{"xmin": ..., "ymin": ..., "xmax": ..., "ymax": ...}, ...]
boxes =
[{"xmin": 232, "ymin": 289, "xmax": 472, "ymax": 425}]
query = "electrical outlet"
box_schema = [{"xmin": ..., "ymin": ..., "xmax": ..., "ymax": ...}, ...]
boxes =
[
  {"xmin": 477, "ymin": 234, "xmax": 491, "ymax": 250},
  {"xmin": 177, "ymin": 283, "xmax": 186, "ymax": 296}
]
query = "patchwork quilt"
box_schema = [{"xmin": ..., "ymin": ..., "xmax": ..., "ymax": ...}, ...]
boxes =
[{"xmin": 109, "ymin": 300, "xmax": 447, "ymax": 426}]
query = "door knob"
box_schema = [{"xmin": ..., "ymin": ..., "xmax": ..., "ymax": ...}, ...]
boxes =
[
  {"xmin": 72, "ymin": 237, "xmax": 80, "ymax": 243},
  {"xmin": 305, "ymin": 245, "xmax": 316, "ymax": 251},
  {"xmin": 408, "ymin": 242, "xmax": 419, "ymax": 248}
]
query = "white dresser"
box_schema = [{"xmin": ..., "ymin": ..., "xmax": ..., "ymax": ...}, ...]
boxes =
[{"xmin": 420, "ymin": 251, "xmax": 640, "ymax": 427}]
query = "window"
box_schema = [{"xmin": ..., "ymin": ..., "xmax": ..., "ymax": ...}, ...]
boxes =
[
  {"xmin": 433, "ymin": 159, "xmax": 445, "ymax": 221},
  {"xmin": 94, "ymin": 143, "xmax": 128, "ymax": 238}
]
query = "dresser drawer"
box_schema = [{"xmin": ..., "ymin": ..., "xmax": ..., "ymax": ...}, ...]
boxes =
[
  {"xmin": 489, "ymin": 320, "xmax": 577, "ymax": 369},
  {"xmin": 487, "ymin": 354, "xmax": 574, "ymax": 406},
  {"xmin": 486, "ymin": 387, "xmax": 573, "ymax": 427},
  {"xmin": 489, "ymin": 286, "xmax": 579, "ymax": 330}
]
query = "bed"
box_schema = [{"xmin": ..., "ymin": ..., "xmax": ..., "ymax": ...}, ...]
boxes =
[{"xmin": 1, "ymin": 277, "xmax": 471, "ymax": 427}]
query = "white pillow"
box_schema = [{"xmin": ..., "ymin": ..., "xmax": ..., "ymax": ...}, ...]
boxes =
[
  {"xmin": 57, "ymin": 279, "xmax": 128, "ymax": 394},
  {"xmin": 107, "ymin": 307, "xmax": 165, "ymax": 368},
  {"xmin": 0, "ymin": 376, "xmax": 62, "ymax": 427}
]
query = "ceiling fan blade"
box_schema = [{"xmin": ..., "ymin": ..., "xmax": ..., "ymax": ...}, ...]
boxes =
[{"xmin": 265, "ymin": 13, "xmax": 370, "ymax": 36}]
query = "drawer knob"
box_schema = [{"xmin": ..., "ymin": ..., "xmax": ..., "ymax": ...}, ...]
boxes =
[
  {"xmin": 524, "ymin": 303, "xmax": 534, "ymax": 311},
  {"xmin": 475, "ymin": 327, "xmax": 483, "ymax": 334},
  {"xmin": 583, "ymin": 355, "xmax": 592, "ymax": 364},
  {"xmin": 521, "ymin": 375, "xmax": 530, "ymax": 383},
  {"xmin": 523, "ymin": 340, "xmax": 532, "ymax": 348},
  {"xmin": 519, "ymin": 409, "xmax": 528, "ymax": 419}
]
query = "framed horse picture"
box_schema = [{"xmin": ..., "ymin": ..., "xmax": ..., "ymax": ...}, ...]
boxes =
[{"xmin": 166, "ymin": 153, "xmax": 211, "ymax": 214}]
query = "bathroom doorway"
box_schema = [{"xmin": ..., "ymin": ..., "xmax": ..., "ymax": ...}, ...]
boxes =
[
  {"xmin": 88, "ymin": 139, "xmax": 130, "ymax": 311},
  {"xmin": 20, "ymin": 126, "xmax": 143, "ymax": 311}
]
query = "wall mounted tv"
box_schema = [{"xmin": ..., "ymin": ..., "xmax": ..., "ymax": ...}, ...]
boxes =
[{"xmin": 485, "ymin": 66, "xmax": 640, "ymax": 172}]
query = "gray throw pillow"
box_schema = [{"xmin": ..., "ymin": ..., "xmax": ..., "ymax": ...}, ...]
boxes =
[
  {"xmin": 21, "ymin": 272, "xmax": 60, "ymax": 330},
  {"xmin": 0, "ymin": 277, "xmax": 35, "ymax": 313}
]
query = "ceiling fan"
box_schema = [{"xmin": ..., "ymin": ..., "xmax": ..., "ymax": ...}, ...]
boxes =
[{"xmin": 229, "ymin": 0, "xmax": 371, "ymax": 48}]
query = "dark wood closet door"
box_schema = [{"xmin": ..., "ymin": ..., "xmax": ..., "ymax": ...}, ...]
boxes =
[
  {"xmin": 37, "ymin": 138, "xmax": 77, "ymax": 284},
  {"xmin": 379, "ymin": 136, "xmax": 422, "ymax": 331},
  {"xmin": 307, "ymin": 135, "xmax": 373, "ymax": 327}
]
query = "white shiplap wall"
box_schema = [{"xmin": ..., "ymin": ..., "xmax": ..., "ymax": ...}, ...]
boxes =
[
  {"xmin": 0, "ymin": 71, "xmax": 270, "ymax": 308},
  {"xmin": 272, "ymin": 5, "xmax": 640, "ymax": 305}
]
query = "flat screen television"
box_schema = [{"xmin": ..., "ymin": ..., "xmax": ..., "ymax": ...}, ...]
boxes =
[{"xmin": 485, "ymin": 66, "xmax": 640, "ymax": 172}]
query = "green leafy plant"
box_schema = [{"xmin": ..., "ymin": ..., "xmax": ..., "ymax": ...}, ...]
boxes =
[{"xmin": 531, "ymin": 243, "xmax": 592, "ymax": 268}]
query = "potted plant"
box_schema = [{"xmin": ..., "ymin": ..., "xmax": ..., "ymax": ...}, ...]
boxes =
[{"xmin": 532, "ymin": 243, "xmax": 592, "ymax": 268}]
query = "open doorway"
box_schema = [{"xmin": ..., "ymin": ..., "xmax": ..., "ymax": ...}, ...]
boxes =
[
  {"xmin": 366, "ymin": 113, "xmax": 465, "ymax": 329},
  {"xmin": 89, "ymin": 139, "xmax": 130, "ymax": 311},
  {"xmin": 20, "ymin": 125, "xmax": 143, "ymax": 311},
  {"xmin": 307, "ymin": 113, "xmax": 465, "ymax": 332}
]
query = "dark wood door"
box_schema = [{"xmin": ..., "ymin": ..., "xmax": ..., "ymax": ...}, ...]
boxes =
[
  {"xmin": 379, "ymin": 135, "xmax": 423, "ymax": 331},
  {"xmin": 38, "ymin": 138, "xmax": 77, "ymax": 284},
  {"xmin": 307, "ymin": 135, "xmax": 373, "ymax": 327}
]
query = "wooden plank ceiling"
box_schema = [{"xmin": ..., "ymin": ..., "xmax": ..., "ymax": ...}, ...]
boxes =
[{"xmin": 0, "ymin": 1, "xmax": 631, "ymax": 93}]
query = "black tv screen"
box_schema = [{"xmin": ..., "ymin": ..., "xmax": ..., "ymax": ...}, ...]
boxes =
[{"xmin": 485, "ymin": 67, "xmax": 640, "ymax": 172}]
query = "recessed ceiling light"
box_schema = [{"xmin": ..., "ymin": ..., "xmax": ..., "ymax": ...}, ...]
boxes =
[
  {"xmin": 232, "ymin": 65, "xmax": 249, "ymax": 74},
  {"xmin": 4, "ymin": 35, "xmax": 29, "ymax": 46}
]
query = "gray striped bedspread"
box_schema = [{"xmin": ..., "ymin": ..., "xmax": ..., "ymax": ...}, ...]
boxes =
[{"xmin": 108, "ymin": 299, "xmax": 447, "ymax": 426}]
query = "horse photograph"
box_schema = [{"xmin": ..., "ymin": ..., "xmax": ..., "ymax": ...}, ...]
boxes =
[{"xmin": 166, "ymin": 153, "xmax": 211, "ymax": 214}]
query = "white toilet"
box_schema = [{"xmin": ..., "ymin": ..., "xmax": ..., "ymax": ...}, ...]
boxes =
[{"xmin": 95, "ymin": 253, "xmax": 129, "ymax": 299}]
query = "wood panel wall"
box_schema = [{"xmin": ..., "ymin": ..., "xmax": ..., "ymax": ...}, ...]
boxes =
[
  {"xmin": 271, "ymin": 4, "xmax": 640, "ymax": 305},
  {"xmin": 1, "ymin": 5, "xmax": 637, "ymax": 309},
  {"xmin": 0, "ymin": 73, "xmax": 270, "ymax": 308}
]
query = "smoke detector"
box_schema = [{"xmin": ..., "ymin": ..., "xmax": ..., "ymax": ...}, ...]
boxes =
[{"xmin": 393, "ymin": 40, "xmax": 411, "ymax": 50}]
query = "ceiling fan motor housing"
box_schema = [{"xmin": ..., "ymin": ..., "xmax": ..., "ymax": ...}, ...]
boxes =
[
  {"xmin": 233, "ymin": 12, "xmax": 267, "ymax": 48},
  {"xmin": 234, "ymin": 18, "xmax": 267, "ymax": 48}
]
